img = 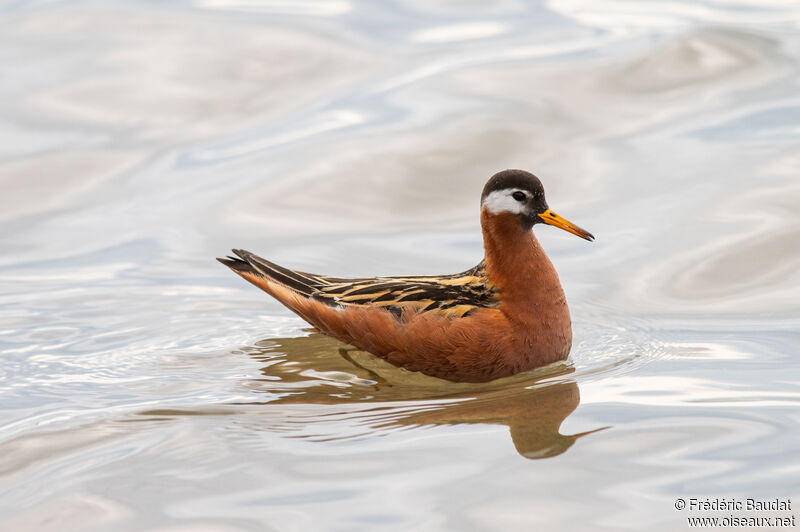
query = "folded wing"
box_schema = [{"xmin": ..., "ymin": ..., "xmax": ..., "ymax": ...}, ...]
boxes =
[{"xmin": 218, "ymin": 249, "xmax": 498, "ymax": 319}]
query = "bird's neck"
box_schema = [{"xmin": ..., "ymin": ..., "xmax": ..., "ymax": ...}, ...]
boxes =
[{"xmin": 481, "ymin": 209, "xmax": 568, "ymax": 318}]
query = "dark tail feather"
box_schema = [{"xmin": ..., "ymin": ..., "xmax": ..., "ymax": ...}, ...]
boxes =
[
  {"xmin": 219, "ymin": 249, "xmax": 317, "ymax": 297},
  {"xmin": 216, "ymin": 255, "xmax": 255, "ymax": 275}
]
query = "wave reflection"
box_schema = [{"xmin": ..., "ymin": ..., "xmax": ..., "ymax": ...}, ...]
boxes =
[{"xmin": 209, "ymin": 333, "xmax": 606, "ymax": 459}]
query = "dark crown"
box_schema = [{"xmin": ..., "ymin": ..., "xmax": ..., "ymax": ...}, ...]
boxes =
[{"xmin": 481, "ymin": 169, "xmax": 545, "ymax": 202}]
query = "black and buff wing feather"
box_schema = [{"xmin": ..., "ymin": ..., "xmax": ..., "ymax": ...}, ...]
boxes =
[{"xmin": 218, "ymin": 249, "xmax": 498, "ymax": 319}]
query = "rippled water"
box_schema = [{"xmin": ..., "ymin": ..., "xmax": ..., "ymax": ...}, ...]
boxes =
[{"xmin": 2, "ymin": 1, "xmax": 799, "ymax": 530}]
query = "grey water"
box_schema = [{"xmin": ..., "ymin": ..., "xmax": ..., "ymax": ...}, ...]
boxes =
[{"xmin": 1, "ymin": 1, "xmax": 799, "ymax": 530}]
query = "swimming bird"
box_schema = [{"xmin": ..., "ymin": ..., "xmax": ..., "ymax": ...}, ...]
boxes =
[{"xmin": 218, "ymin": 169, "xmax": 593, "ymax": 383}]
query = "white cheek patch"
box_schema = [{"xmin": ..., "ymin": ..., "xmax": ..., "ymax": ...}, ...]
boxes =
[{"xmin": 481, "ymin": 189, "xmax": 526, "ymax": 214}]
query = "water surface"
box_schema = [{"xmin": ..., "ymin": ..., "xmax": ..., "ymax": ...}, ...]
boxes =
[{"xmin": 1, "ymin": 1, "xmax": 799, "ymax": 530}]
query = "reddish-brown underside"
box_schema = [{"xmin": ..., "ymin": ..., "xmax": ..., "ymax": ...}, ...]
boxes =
[{"xmin": 236, "ymin": 207, "xmax": 572, "ymax": 382}]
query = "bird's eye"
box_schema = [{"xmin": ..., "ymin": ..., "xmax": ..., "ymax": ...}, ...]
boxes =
[{"xmin": 512, "ymin": 191, "xmax": 526, "ymax": 202}]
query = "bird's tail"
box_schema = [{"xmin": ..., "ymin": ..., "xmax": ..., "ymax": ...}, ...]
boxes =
[{"xmin": 217, "ymin": 249, "xmax": 317, "ymax": 297}]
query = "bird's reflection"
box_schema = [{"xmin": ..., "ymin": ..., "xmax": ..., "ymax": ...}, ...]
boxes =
[{"xmin": 236, "ymin": 332, "xmax": 604, "ymax": 460}]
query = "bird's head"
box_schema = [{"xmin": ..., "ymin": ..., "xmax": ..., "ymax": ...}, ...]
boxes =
[{"xmin": 480, "ymin": 169, "xmax": 594, "ymax": 241}]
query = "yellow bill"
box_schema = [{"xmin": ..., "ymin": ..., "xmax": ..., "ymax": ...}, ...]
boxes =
[{"xmin": 538, "ymin": 209, "xmax": 594, "ymax": 241}]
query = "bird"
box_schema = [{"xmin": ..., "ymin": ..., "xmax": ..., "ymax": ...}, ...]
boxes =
[{"xmin": 218, "ymin": 169, "xmax": 594, "ymax": 383}]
